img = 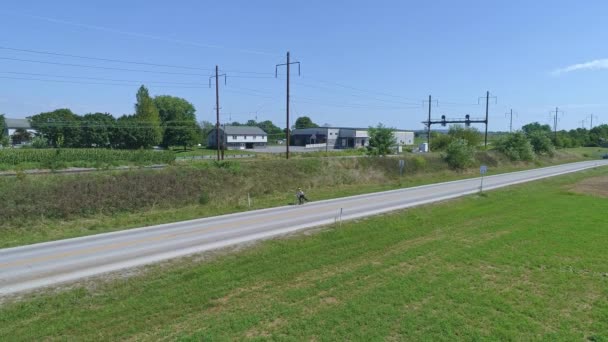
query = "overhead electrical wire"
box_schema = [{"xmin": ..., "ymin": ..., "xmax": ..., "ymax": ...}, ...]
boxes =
[{"xmin": 0, "ymin": 57, "xmax": 210, "ymax": 76}]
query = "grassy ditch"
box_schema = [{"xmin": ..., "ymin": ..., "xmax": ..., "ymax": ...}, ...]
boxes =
[
  {"xmin": 0, "ymin": 148, "xmax": 599, "ymax": 248},
  {"xmin": 1, "ymin": 167, "xmax": 607, "ymax": 340}
]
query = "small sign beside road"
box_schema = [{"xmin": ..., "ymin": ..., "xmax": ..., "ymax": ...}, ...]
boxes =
[
  {"xmin": 479, "ymin": 165, "xmax": 487, "ymax": 193},
  {"xmin": 399, "ymin": 159, "xmax": 405, "ymax": 176}
]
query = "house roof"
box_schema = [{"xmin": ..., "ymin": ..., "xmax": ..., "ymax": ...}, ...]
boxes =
[
  {"xmin": 221, "ymin": 125, "xmax": 267, "ymax": 135},
  {"xmin": 4, "ymin": 118, "xmax": 31, "ymax": 129}
]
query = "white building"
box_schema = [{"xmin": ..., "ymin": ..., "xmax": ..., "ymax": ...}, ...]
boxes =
[{"xmin": 207, "ymin": 126, "xmax": 268, "ymax": 149}]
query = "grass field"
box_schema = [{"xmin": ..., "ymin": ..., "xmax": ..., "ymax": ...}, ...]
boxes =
[
  {"xmin": 1, "ymin": 167, "xmax": 607, "ymax": 340},
  {"xmin": 0, "ymin": 149, "xmax": 594, "ymax": 249}
]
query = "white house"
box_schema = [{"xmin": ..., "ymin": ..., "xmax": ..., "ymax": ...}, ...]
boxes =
[{"xmin": 207, "ymin": 126, "xmax": 268, "ymax": 149}]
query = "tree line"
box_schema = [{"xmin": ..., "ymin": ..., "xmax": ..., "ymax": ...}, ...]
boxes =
[
  {"xmin": 4, "ymin": 85, "xmax": 319, "ymax": 149},
  {"xmin": 26, "ymin": 86, "xmax": 200, "ymax": 150}
]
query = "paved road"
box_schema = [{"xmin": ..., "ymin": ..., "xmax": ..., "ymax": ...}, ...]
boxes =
[{"xmin": 1, "ymin": 160, "xmax": 606, "ymax": 295}]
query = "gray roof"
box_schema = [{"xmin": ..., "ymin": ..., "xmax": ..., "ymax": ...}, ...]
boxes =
[
  {"xmin": 222, "ymin": 125, "xmax": 267, "ymax": 135},
  {"xmin": 4, "ymin": 118, "xmax": 31, "ymax": 129}
]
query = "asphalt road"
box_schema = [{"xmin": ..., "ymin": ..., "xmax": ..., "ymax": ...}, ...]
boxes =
[{"xmin": 1, "ymin": 160, "xmax": 606, "ymax": 296}]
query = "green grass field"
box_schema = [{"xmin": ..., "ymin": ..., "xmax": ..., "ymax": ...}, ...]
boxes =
[
  {"xmin": 1, "ymin": 167, "xmax": 607, "ymax": 340},
  {"xmin": 0, "ymin": 149, "xmax": 593, "ymax": 249}
]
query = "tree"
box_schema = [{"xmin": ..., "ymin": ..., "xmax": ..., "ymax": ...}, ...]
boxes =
[
  {"xmin": 81, "ymin": 113, "xmax": 116, "ymax": 147},
  {"xmin": 589, "ymin": 124, "xmax": 608, "ymax": 147},
  {"xmin": 153, "ymin": 95, "xmax": 199, "ymax": 149},
  {"xmin": 294, "ymin": 116, "xmax": 318, "ymax": 129},
  {"xmin": 133, "ymin": 85, "xmax": 162, "ymax": 148},
  {"xmin": 11, "ymin": 128, "xmax": 32, "ymax": 145},
  {"xmin": 443, "ymin": 138, "xmax": 475, "ymax": 169},
  {"xmin": 199, "ymin": 120, "xmax": 215, "ymax": 146},
  {"xmin": 256, "ymin": 120, "xmax": 281, "ymax": 134},
  {"xmin": 0, "ymin": 114, "xmax": 6, "ymax": 140},
  {"xmin": 114, "ymin": 115, "xmax": 140, "ymax": 149},
  {"xmin": 522, "ymin": 122, "xmax": 552, "ymax": 136},
  {"xmin": 30, "ymin": 109, "xmax": 81, "ymax": 148},
  {"xmin": 367, "ymin": 124, "xmax": 396, "ymax": 156},
  {"xmin": 448, "ymin": 125, "xmax": 482, "ymax": 148},
  {"xmin": 495, "ymin": 132, "xmax": 535, "ymax": 161},
  {"xmin": 528, "ymin": 131, "xmax": 555, "ymax": 156}
]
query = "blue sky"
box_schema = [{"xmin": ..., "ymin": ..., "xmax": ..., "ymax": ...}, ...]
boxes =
[{"xmin": 1, "ymin": 0, "xmax": 607, "ymax": 131}]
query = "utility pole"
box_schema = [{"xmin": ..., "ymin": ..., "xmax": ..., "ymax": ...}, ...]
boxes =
[
  {"xmin": 276, "ymin": 51, "xmax": 301, "ymax": 159},
  {"xmin": 209, "ymin": 65, "xmax": 226, "ymax": 161},
  {"xmin": 580, "ymin": 119, "xmax": 587, "ymax": 129},
  {"xmin": 589, "ymin": 114, "xmax": 596, "ymax": 129},
  {"xmin": 553, "ymin": 107, "xmax": 559, "ymax": 141},
  {"xmin": 427, "ymin": 95, "xmax": 432, "ymax": 149},
  {"xmin": 508, "ymin": 109, "xmax": 513, "ymax": 133},
  {"xmin": 484, "ymin": 91, "xmax": 490, "ymax": 148}
]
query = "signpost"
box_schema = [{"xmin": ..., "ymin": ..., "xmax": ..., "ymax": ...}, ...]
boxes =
[
  {"xmin": 479, "ymin": 165, "xmax": 488, "ymax": 193},
  {"xmin": 399, "ymin": 159, "xmax": 405, "ymax": 176}
]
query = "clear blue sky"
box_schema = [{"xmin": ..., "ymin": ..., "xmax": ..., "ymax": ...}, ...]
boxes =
[{"xmin": 1, "ymin": 0, "xmax": 607, "ymax": 131}]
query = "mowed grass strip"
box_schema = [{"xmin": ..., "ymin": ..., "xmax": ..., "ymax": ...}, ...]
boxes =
[{"xmin": 1, "ymin": 168, "xmax": 608, "ymax": 340}]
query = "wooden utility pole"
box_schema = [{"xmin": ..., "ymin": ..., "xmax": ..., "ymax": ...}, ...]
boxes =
[
  {"xmin": 209, "ymin": 66, "xmax": 226, "ymax": 161},
  {"xmin": 427, "ymin": 95, "xmax": 432, "ymax": 149},
  {"xmin": 215, "ymin": 65, "xmax": 221, "ymax": 161},
  {"xmin": 554, "ymin": 107, "xmax": 559, "ymax": 141},
  {"xmin": 276, "ymin": 51, "xmax": 301, "ymax": 159},
  {"xmin": 509, "ymin": 109, "xmax": 513, "ymax": 133},
  {"xmin": 484, "ymin": 91, "xmax": 489, "ymax": 147}
]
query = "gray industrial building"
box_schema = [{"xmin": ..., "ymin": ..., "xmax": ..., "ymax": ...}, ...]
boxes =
[{"xmin": 291, "ymin": 127, "xmax": 414, "ymax": 149}]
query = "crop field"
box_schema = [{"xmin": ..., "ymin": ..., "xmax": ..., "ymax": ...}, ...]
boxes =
[
  {"xmin": 0, "ymin": 148, "xmax": 175, "ymax": 169},
  {"xmin": 1, "ymin": 167, "xmax": 606, "ymax": 340}
]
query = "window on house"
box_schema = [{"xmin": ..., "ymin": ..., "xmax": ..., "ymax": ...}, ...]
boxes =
[
  {"xmin": 244, "ymin": 135, "xmax": 247, "ymax": 139},
  {"xmin": 253, "ymin": 136, "xmax": 256, "ymax": 140},
  {"xmin": 233, "ymin": 135, "xmax": 237, "ymax": 139}
]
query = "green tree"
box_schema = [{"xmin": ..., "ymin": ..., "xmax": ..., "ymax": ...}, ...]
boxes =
[
  {"xmin": 495, "ymin": 132, "xmax": 535, "ymax": 161},
  {"xmin": 30, "ymin": 109, "xmax": 81, "ymax": 148},
  {"xmin": 528, "ymin": 131, "xmax": 555, "ymax": 156},
  {"xmin": 443, "ymin": 138, "xmax": 475, "ymax": 169},
  {"xmin": 153, "ymin": 95, "xmax": 199, "ymax": 149},
  {"xmin": 589, "ymin": 124, "xmax": 608, "ymax": 147},
  {"xmin": 199, "ymin": 120, "xmax": 215, "ymax": 146},
  {"xmin": 294, "ymin": 116, "xmax": 318, "ymax": 129},
  {"xmin": 81, "ymin": 113, "xmax": 116, "ymax": 147},
  {"xmin": 522, "ymin": 122, "xmax": 552, "ymax": 136},
  {"xmin": 256, "ymin": 120, "xmax": 281, "ymax": 135},
  {"xmin": 133, "ymin": 86, "xmax": 162, "ymax": 148},
  {"xmin": 367, "ymin": 124, "xmax": 396, "ymax": 156},
  {"xmin": 114, "ymin": 115, "xmax": 140, "ymax": 149},
  {"xmin": 448, "ymin": 125, "xmax": 482, "ymax": 148},
  {"xmin": 11, "ymin": 128, "xmax": 32, "ymax": 145},
  {"xmin": 0, "ymin": 114, "xmax": 6, "ymax": 140}
]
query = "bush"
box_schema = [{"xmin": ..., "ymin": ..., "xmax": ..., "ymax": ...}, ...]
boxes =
[
  {"xmin": 411, "ymin": 155, "xmax": 427, "ymax": 170},
  {"xmin": 448, "ymin": 125, "xmax": 482, "ymax": 148},
  {"xmin": 495, "ymin": 133, "xmax": 535, "ymax": 161},
  {"xmin": 443, "ymin": 138, "xmax": 475, "ymax": 169},
  {"xmin": 430, "ymin": 134, "xmax": 452, "ymax": 151},
  {"xmin": 529, "ymin": 132, "xmax": 555, "ymax": 156},
  {"xmin": 31, "ymin": 136, "xmax": 49, "ymax": 149}
]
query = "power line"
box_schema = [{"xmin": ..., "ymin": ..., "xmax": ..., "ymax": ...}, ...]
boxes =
[
  {"xmin": 0, "ymin": 46, "xmax": 213, "ymax": 72},
  {"xmin": 0, "ymin": 76, "xmax": 208, "ymax": 89},
  {"xmin": 0, "ymin": 71, "xmax": 208, "ymax": 86},
  {"xmin": 0, "ymin": 57, "xmax": 210, "ymax": 76}
]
